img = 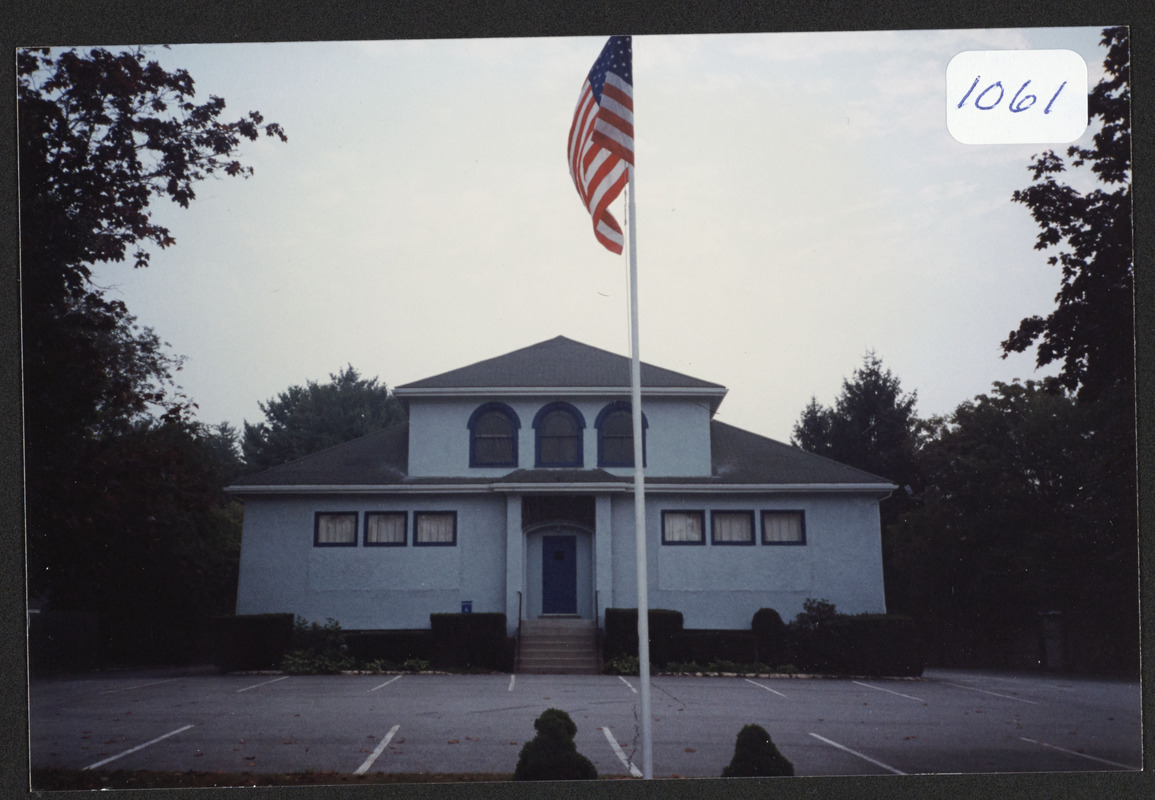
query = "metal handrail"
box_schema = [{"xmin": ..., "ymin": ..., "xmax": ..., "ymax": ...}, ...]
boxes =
[{"xmin": 515, "ymin": 591, "xmax": 523, "ymax": 672}]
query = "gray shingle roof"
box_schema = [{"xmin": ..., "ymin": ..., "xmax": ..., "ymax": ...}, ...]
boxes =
[
  {"xmin": 229, "ymin": 419, "xmax": 892, "ymax": 491},
  {"xmin": 395, "ymin": 336, "xmax": 726, "ymax": 392}
]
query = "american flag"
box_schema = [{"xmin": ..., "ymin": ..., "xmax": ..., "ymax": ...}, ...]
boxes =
[{"xmin": 568, "ymin": 36, "xmax": 634, "ymax": 254}]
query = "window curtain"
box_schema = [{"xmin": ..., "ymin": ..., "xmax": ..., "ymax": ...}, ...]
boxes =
[
  {"xmin": 664, "ymin": 512, "xmax": 703, "ymax": 543},
  {"xmin": 317, "ymin": 513, "xmax": 356, "ymax": 544},
  {"xmin": 366, "ymin": 513, "xmax": 406, "ymax": 544},
  {"xmin": 763, "ymin": 512, "xmax": 803, "ymax": 543},
  {"xmin": 416, "ymin": 513, "xmax": 455, "ymax": 543},
  {"xmin": 713, "ymin": 512, "xmax": 753, "ymax": 543}
]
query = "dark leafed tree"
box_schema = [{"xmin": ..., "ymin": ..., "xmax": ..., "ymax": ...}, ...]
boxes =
[
  {"xmin": 242, "ymin": 366, "xmax": 407, "ymax": 473},
  {"xmin": 791, "ymin": 352, "xmax": 922, "ymax": 509},
  {"xmin": 1002, "ymin": 27, "xmax": 1132, "ymax": 404},
  {"xmin": 791, "ymin": 353, "xmax": 924, "ymax": 614},
  {"xmin": 890, "ymin": 379, "xmax": 1138, "ymax": 673},
  {"xmin": 20, "ymin": 46, "xmax": 285, "ymax": 662}
]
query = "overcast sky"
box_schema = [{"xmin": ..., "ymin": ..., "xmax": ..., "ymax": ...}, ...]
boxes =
[{"xmin": 76, "ymin": 25, "xmax": 1114, "ymax": 443}]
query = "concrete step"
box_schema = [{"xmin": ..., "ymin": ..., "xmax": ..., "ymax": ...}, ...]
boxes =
[{"xmin": 516, "ymin": 617, "xmax": 600, "ymax": 674}]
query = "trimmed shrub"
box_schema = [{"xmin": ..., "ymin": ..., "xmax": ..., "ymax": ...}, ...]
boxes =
[
  {"xmin": 788, "ymin": 599, "xmax": 926, "ymax": 676},
  {"xmin": 213, "ymin": 613, "xmax": 294, "ymax": 672},
  {"xmin": 430, "ymin": 612, "xmax": 510, "ymax": 671},
  {"xmin": 281, "ymin": 617, "xmax": 355, "ymax": 674},
  {"xmin": 721, "ymin": 724, "xmax": 794, "ymax": 777},
  {"xmin": 603, "ymin": 608, "xmax": 683, "ymax": 666},
  {"xmin": 673, "ymin": 630, "xmax": 757, "ymax": 666},
  {"xmin": 346, "ymin": 630, "xmax": 435, "ymax": 665},
  {"xmin": 751, "ymin": 608, "xmax": 790, "ymax": 666},
  {"xmin": 514, "ymin": 708, "xmax": 598, "ymax": 781}
]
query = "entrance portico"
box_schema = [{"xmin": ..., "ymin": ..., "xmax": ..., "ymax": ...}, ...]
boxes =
[{"xmin": 504, "ymin": 493, "xmax": 615, "ymax": 636}]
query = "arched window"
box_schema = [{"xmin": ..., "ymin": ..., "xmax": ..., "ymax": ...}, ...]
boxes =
[
  {"xmin": 533, "ymin": 402, "xmax": 585, "ymax": 467},
  {"xmin": 596, "ymin": 402, "xmax": 647, "ymax": 467},
  {"xmin": 468, "ymin": 403, "xmax": 520, "ymax": 467}
]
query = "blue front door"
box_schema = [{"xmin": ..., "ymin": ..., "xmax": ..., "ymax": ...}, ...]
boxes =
[{"xmin": 541, "ymin": 535, "xmax": 577, "ymax": 614}]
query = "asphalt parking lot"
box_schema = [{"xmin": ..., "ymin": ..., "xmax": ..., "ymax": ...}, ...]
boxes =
[{"xmin": 29, "ymin": 668, "xmax": 1141, "ymax": 782}]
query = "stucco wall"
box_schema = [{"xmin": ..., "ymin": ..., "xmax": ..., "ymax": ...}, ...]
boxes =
[
  {"xmin": 608, "ymin": 492, "xmax": 887, "ymax": 629},
  {"xmin": 406, "ymin": 396, "xmax": 712, "ymax": 478},
  {"xmin": 235, "ymin": 494, "xmax": 507, "ymax": 630}
]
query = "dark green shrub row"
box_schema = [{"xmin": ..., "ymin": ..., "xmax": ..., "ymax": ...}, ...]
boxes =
[
  {"xmin": 780, "ymin": 600, "xmax": 925, "ymax": 676},
  {"xmin": 345, "ymin": 629, "xmax": 435, "ymax": 664},
  {"xmin": 213, "ymin": 613, "xmax": 295, "ymax": 672},
  {"xmin": 603, "ymin": 608, "xmax": 684, "ymax": 666},
  {"xmin": 430, "ymin": 612, "xmax": 511, "ymax": 671},
  {"xmin": 673, "ymin": 630, "xmax": 758, "ymax": 666},
  {"xmin": 602, "ymin": 603, "xmax": 923, "ymax": 677}
]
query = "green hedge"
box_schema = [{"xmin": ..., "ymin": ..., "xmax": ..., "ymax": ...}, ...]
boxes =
[
  {"xmin": 673, "ymin": 630, "xmax": 758, "ymax": 665},
  {"xmin": 213, "ymin": 613, "xmax": 294, "ymax": 672},
  {"xmin": 751, "ymin": 608, "xmax": 790, "ymax": 666},
  {"xmin": 345, "ymin": 630, "xmax": 435, "ymax": 664},
  {"xmin": 603, "ymin": 608, "xmax": 683, "ymax": 666},
  {"xmin": 430, "ymin": 613, "xmax": 510, "ymax": 671},
  {"xmin": 790, "ymin": 612, "xmax": 924, "ymax": 676}
]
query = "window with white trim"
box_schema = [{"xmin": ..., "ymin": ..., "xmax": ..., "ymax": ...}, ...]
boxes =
[
  {"xmin": 762, "ymin": 510, "xmax": 806, "ymax": 545},
  {"xmin": 662, "ymin": 510, "xmax": 705, "ymax": 545},
  {"xmin": 711, "ymin": 510, "xmax": 755, "ymax": 545},
  {"xmin": 365, "ymin": 511, "xmax": 407, "ymax": 546},
  {"xmin": 315, "ymin": 512, "xmax": 357, "ymax": 546},
  {"xmin": 415, "ymin": 511, "xmax": 457, "ymax": 546}
]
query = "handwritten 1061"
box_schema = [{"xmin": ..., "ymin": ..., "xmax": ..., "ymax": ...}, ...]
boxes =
[{"xmin": 956, "ymin": 77, "xmax": 1068, "ymax": 114}]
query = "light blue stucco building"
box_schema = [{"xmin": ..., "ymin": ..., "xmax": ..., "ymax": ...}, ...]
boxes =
[{"xmin": 229, "ymin": 336, "xmax": 894, "ymax": 637}]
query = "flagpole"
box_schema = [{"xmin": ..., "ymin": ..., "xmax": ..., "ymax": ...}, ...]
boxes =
[{"xmin": 626, "ymin": 163, "xmax": 654, "ymax": 780}]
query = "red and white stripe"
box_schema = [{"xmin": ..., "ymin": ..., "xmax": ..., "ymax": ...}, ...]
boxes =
[{"xmin": 568, "ymin": 62, "xmax": 634, "ymax": 254}]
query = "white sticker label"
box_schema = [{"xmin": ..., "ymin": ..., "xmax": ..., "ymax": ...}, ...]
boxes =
[{"xmin": 947, "ymin": 49, "xmax": 1088, "ymax": 144}]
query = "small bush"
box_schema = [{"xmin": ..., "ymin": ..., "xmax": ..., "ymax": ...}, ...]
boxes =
[
  {"xmin": 751, "ymin": 608, "xmax": 790, "ymax": 666},
  {"xmin": 280, "ymin": 617, "xmax": 355, "ymax": 674},
  {"xmin": 403, "ymin": 658, "xmax": 430, "ymax": 672},
  {"xmin": 605, "ymin": 654, "xmax": 639, "ymax": 675},
  {"xmin": 721, "ymin": 724, "xmax": 794, "ymax": 778},
  {"xmin": 514, "ymin": 709, "xmax": 598, "ymax": 781}
]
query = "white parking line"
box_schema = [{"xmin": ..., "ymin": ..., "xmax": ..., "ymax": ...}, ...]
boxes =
[
  {"xmin": 354, "ymin": 724, "xmax": 400, "ymax": 775},
  {"xmin": 370, "ymin": 675, "xmax": 403, "ymax": 692},
  {"xmin": 236, "ymin": 675, "xmax": 291, "ymax": 693},
  {"xmin": 809, "ymin": 733, "xmax": 906, "ymax": 775},
  {"xmin": 618, "ymin": 676, "xmax": 637, "ymax": 694},
  {"xmin": 1019, "ymin": 737, "xmax": 1140, "ymax": 770},
  {"xmin": 602, "ymin": 726, "xmax": 643, "ymax": 777},
  {"xmin": 98, "ymin": 678, "xmax": 179, "ymax": 695},
  {"xmin": 508, "ymin": 674, "xmax": 516, "ymax": 692},
  {"xmin": 941, "ymin": 681, "xmax": 1039, "ymax": 704},
  {"xmin": 83, "ymin": 725, "xmax": 194, "ymax": 770},
  {"xmin": 745, "ymin": 678, "xmax": 787, "ymax": 697},
  {"xmin": 853, "ymin": 681, "xmax": 925, "ymax": 703}
]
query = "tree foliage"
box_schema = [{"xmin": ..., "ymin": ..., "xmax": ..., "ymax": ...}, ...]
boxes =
[
  {"xmin": 20, "ymin": 46, "xmax": 284, "ymax": 663},
  {"xmin": 242, "ymin": 366, "xmax": 407, "ymax": 472},
  {"xmin": 1003, "ymin": 27, "xmax": 1132, "ymax": 403},
  {"xmin": 890, "ymin": 379, "xmax": 1137, "ymax": 671},
  {"xmin": 791, "ymin": 351, "xmax": 922, "ymax": 516}
]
